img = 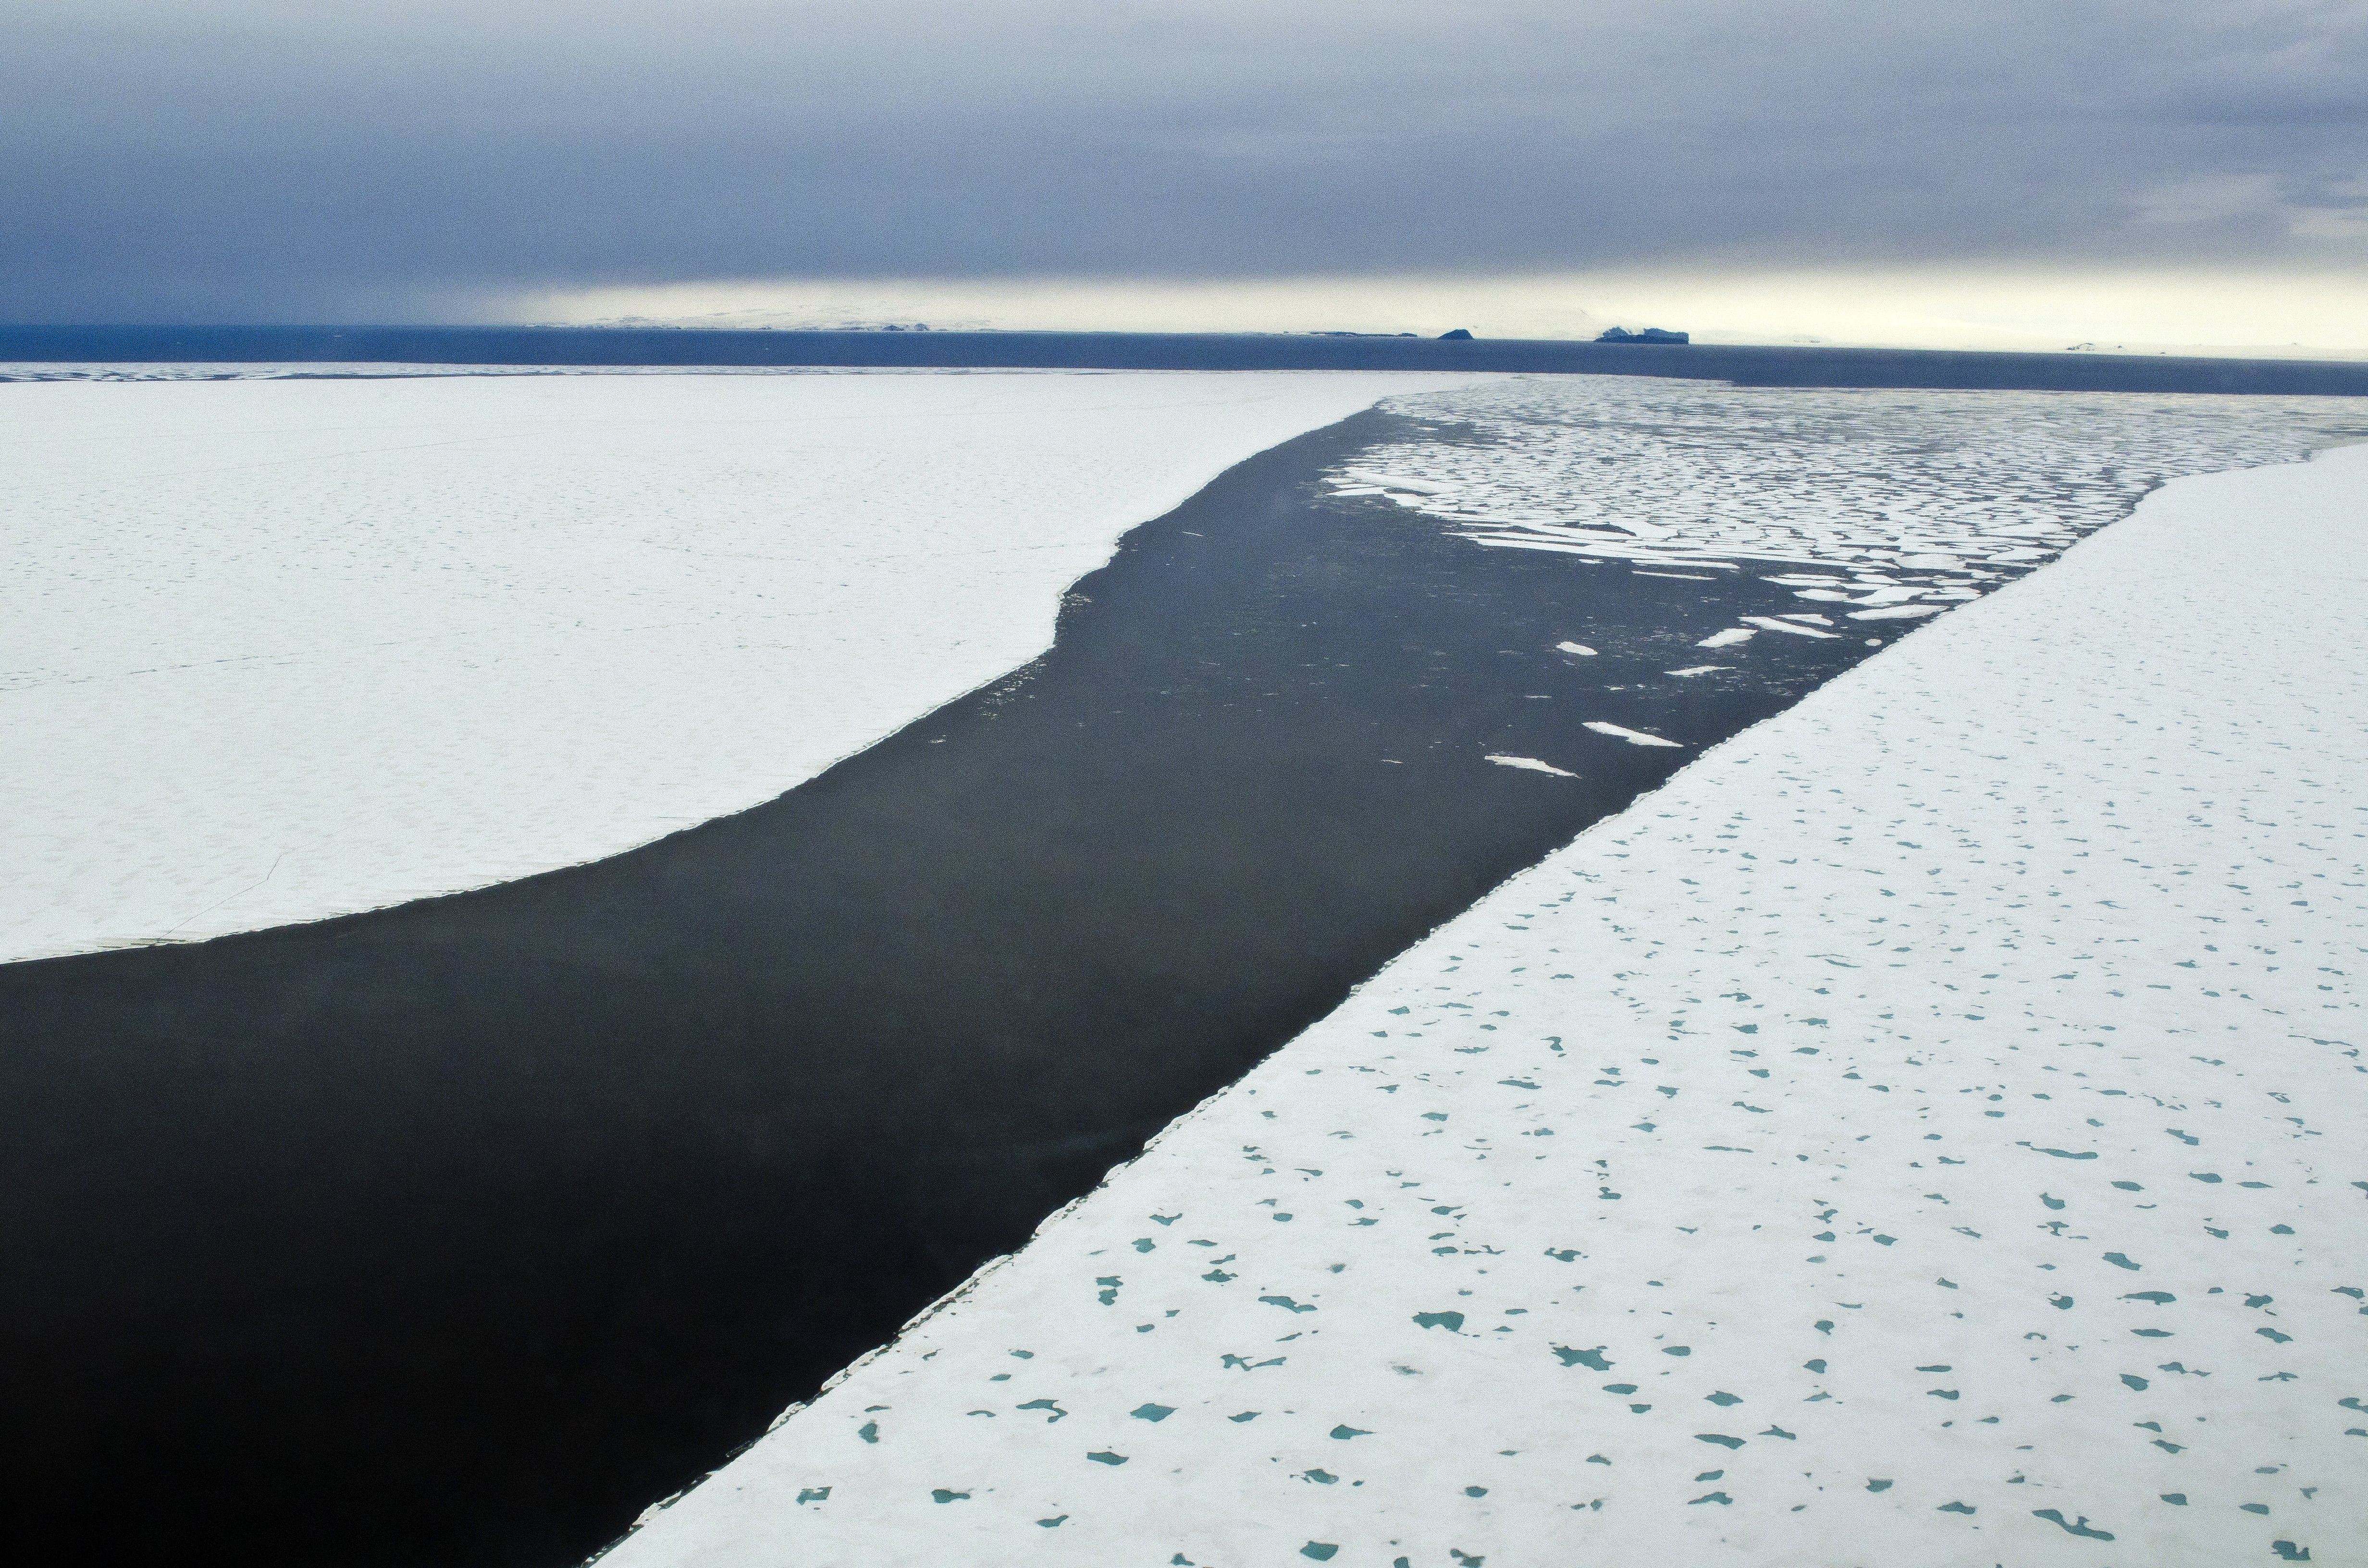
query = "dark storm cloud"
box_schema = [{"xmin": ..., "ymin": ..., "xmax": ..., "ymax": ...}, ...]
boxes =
[{"xmin": 5, "ymin": 0, "xmax": 2364, "ymax": 320}]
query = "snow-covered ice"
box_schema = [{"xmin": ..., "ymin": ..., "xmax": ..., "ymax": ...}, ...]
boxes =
[
  {"xmin": 1484, "ymin": 755, "xmax": 1579, "ymax": 779},
  {"xmin": 0, "ymin": 369, "xmax": 1492, "ymax": 961},
  {"xmin": 599, "ymin": 443, "xmax": 2368, "ymax": 1568}
]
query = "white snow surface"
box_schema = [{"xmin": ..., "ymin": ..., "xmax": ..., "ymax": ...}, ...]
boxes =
[
  {"xmin": 1, "ymin": 369, "xmax": 1492, "ymax": 961},
  {"xmin": 602, "ymin": 444, "xmax": 2368, "ymax": 1568}
]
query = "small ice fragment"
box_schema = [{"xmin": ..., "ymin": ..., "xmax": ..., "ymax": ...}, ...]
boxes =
[
  {"xmin": 1665, "ymin": 666, "xmax": 1729, "ymax": 677},
  {"xmin": 1740, "ymin": 616, "xmax": 1840, "ymax": 638},
  {"xmin": 1556, "ymin": 641, "xmax": 1599, "ymax": 656},
  {"xmin": 1584, "ymin": 722, "xmax": 1682, "ymax": 748},
  {"xmin": 1777, "ymin": 613, "xmax": 1834, "ymax": 625},
  {"xmin": 1635, "ymin": 571, "xmax": 1715, "ymax": 580},
  {"xmin": 1848, "ymin": 604, "xmax": 1946, "ymax": 620},
  {"xmin": 1697, "ymin": 628, "xmax": 1756, "ymax": 649},
  {"xmin": 1486, "ymin": 754, "xmax": 1579, "ymax": 777}
]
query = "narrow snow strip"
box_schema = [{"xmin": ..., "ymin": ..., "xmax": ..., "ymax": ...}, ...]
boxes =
[
  {"xmin": 1555, "ymin": 641, "xmax": 1599, "ymax": 656},
  {"xmin": 0, "ymin": 369, "xmax": 1497, "ymax": 961},
  {"xmin": 1484, "ymin": 754, "xmax": 1579, "ymax": 778},
  {"xmin": 1582, "ymin": 722, "xmax": 1683, "ymax": 748},
  {"xmin": 1664, "ymin": 665, "xmax": 1730, "ymax": 677},
  {"xmin": 602, "ymin": 444, "xmax": 2368, "ymax": 1568}
]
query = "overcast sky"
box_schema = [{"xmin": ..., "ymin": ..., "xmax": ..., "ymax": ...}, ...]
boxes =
[{"xmin": 6, "ymin": 0, "xmax": 2364, "ymax": 324}]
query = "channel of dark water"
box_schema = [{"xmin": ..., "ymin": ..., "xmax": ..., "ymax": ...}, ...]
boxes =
[{"xmin": 4, "ymin": 405, "xmax": 1901, "ymax": 1567}]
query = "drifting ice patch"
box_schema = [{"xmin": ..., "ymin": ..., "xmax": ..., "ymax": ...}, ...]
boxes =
[
  {"xmin": 1554, "ymin": 641, "xmax": 1599, "ymax": 656},
  {"xmin": 1582, "ymin": 722, "xmax": 1682, "ymax": 748},
  {"xmin": 1849, "ymin": 604, "xmax": 1947, "ymax": 621},
  {"xmin": 1696, "ymin": 627, "xmax": 1757, "ymax": 649},
  {"xmin": 1740, "ymin": 616, "xmax": 1841, "ymax": 638},
  {"xmin": 1484, "ymin": 754, "xmax": 1579, "ymax": 777}
]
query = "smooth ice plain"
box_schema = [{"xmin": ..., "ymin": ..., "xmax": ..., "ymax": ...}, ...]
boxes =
[
  {"xmin": 603, "ymin": 443, "xmax": 2368, "ymax": 1568},
  {"xmin": 0, "ymin": 368, "xmax": 1492, "ymax": 961}
]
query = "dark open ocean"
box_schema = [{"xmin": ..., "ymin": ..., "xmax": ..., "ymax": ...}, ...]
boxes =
[{"xmin": 4, "ymin": 324, "xmax": 2368, "ymax": 394}]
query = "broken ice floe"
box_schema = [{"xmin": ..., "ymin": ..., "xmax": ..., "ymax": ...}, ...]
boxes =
[
  {"xmin": 1485, "ymin": 754, "xmax": 1579, "ymax": 777},
  {"xmin": 1849, "ymin": 604, "xmax": 1947, "ymax": 621},
  {"xmin": 1740, "ymin": 616, "xmax": 1842, "ymax": 638},
  {"xmin": 1581, "ymin": 722, "xmax": 1682, "ymax": 748},
  {"xmin": 1326, "ymin": 378, "xmax": 2363, "ymax": 638}
]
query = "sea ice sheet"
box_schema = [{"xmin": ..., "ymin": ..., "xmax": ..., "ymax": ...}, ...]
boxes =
[
  {"xmin": 0, "ymin": 368, "xmax": 1492, "ymax": 961},
  {"xmin": 601, "ymin": 444, "xmax": 2368, "ymax": 1568}
]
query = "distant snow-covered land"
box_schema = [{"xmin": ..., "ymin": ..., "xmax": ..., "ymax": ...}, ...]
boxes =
[
  {"xmin": 602, "ymin": 443, "xmax": 2368, "ymax": 1568},
  {"xmin": 0, "ymin": 369, "xmax": 1491, "ymax": 961}
]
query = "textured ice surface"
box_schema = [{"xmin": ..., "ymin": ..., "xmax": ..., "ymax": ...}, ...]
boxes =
[
  {"xmin": 0, "ymin": 369, "xmax": 1492, "ymax": 961},
  {"xmin": 602, "ymin": 445, "xmax": 2368, "ymax": 1568}
]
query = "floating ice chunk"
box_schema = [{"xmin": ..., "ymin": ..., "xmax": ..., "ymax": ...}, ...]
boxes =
[
  {"xmin": 1663, "ymin": 666, "xmax": 1730, "ymax": 677},
  {"xmin": 1634, "ymin": 571, "xmax": 1715, "ymax": 581},
  {"xmin": 1466, "ymin": 535, "xmax": 1614, "ymax": 556},
  {"xmin": 1776, "ymin": 613, "xmax": 1835, "ymax": 625},
  {"xmin": 1336, "ymin": 474, "xmax": 1443, "ymax": 495},
  {"xmin": 1485, "ymin": 753, "xmax": 1579, "ymax": 776},
  {"xmin": 1847, "ymin": 604, "xmax": 1946, "ymax": 621},
  {"xmin": 1740, "ymin": 616, "xmax": 1841, "ymax": 638},
  {"xmin": 1582, "ymin": 722, "xmax": 1682, "ymax": 747},
  {"xmin": 1696, "ymin": 628, "xmax": 1756, "ymax": 649},
  {"xmin": 1555, "ymin": 641, "xmax": 1599, "ymax": 656}
]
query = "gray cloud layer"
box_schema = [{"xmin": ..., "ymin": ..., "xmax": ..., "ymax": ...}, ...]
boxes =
[{"xmin": 6, "ymin": 0, "xmax": 2364, "ymax": 320}]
